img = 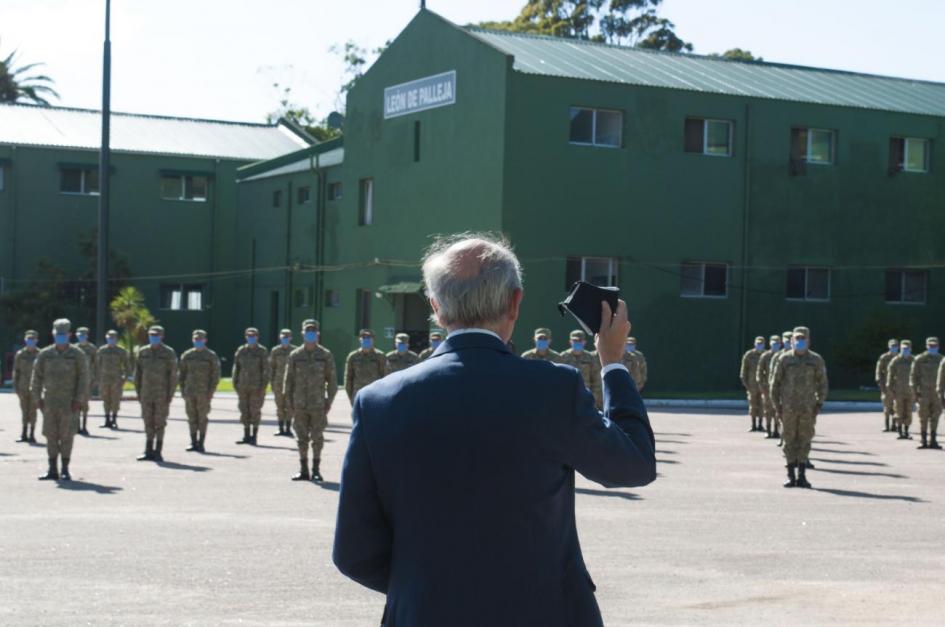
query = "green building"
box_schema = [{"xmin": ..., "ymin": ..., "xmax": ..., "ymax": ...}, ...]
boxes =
[
  {"xmin": 251, "ymin": 10, "xmax": 943, "ymax": 391},
  {"xmin": 0, "ymin": 103, "xmax": 310, "ymax": 374}
]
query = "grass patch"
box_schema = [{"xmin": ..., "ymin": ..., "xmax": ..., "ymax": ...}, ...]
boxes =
[
  {"xmin": 646, "ymin": 389, "xmax": 879, "ymax": 402},
  {"xmin": 124, "ymin": 378, "xmax": 237, "ymax": 393}
]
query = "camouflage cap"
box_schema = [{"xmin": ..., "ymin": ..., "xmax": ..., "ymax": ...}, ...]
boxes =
[
  {"xmin": 755, "ymin": 336, "xmax": 765, "ymax": 343},
  {"xmin": 106, "ymin": 329, "xmax": 119, "ymax": 337},
  {"xmin": 148, "ymin": 325, "xmax": 164, "ymax": 335},
  {"xmin": 395, "ymin": 332, "xmax": 410, "ymax": 342},
  {"xmin": 901, "ymin": 339, "xmax": 912, "ymax": 347},
  {"xmin": 53, "ymin": 319, "xmax": 72, "ymax": 333},
  {"xmin": 781, "ymin": 330, "xmax": 793, "ymax": 340},
  {"xmin": 77, "ymin": 326, "xmax": 90, "ymax": 334},
  {"xmin": 627, "ymin": 336, "xmax": 637, "ymax": 343},
  {"xmin": 280, "ymin": 328, "xmax": 292, "ymax": 336},
  {"xmin": 192, "ymin": 329, "xmax": 207, "ymax": 338},
  {"xmin": 301, "ymin": 319, "xmax": 319, "ymax": 330},
  {"xmin": 245, "ymin": 327, "xmax": 259, "ymax": 335},
  {"xmin": 927, "ymin": 336, "xmax": 939, "ymax": 345},
  {"xmin": 570, "ymin": 330, "xmax": 586, "ymax": 341},
  {"xmin": 534, "ymin": 327, "xmax": 551, "ymax": 338},
  {"xmin": 770, "ymin": 334, "xmax": 781, "ymax": 342},
  {"xmin": 24, "ymin": 329, "xmax": 38, "ymax": 339},
  {"xmin": 358, "ymin": 328, "xmax": 375, "ymax": 337},
  {"xmin": 429, "ymin": 329, "xmax": 444, "ymax": 339},
  {"xmin": 888, "ymin": 339, "xmax": 899, "ymax": 347},
  {"xmin": 793, "ymin": 326, "xmax": 810, "ymax": 338}
]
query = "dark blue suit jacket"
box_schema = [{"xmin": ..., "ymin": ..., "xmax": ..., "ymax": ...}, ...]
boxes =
[{"xmin": 333, "ymin": 331, "xmax": 656, "ymax": 627}]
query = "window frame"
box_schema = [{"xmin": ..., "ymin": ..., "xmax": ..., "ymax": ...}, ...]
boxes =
[
  {"xmin": 297, "ymin": 185, "xmax": 311, "ymax": 204},
  {"xmin": 785, "ymin": 267, "xmax": 831, "ymax": 302},
  {"xmin": 358, "ymin": 178, "xmax": 374, "ymax": 226},
  {"xmin": 328, "ymin": 181, "xmax": 343, "ymax": 201},
  {"xmin": 159, "ymin": 174, "xmax": 209, "ymax": 202},
  {"xmin": 568, "ymin": 106, "xmax": 623, "ymax": 149},
  {"xmin": 804, "ymin": 128, "xmax": 835, "ymax": 165},
  {"xmin": 0, "ymin": 164, "xmax": 5, "ymax": 191},
  {"xmin": 60, "ymin": 167, "xmax": 100, "ymax": 196},
  {"xmin": 903, "ymin": 137, "xmax": 929, "ymax": 173},
  {"xmin": 679, "ymin": 261, "xmax": 730, "ymax": 299},
  {"xmin": 885, "ymin": 269, "xmax": 928, "ymax": 305},
  {"xmin": 159, "ymin": 283, "xmax": 206, "ymax": 311},
  {"xmin": 702, "ymin": 118, "xmax": 734, "ymax": 157}
]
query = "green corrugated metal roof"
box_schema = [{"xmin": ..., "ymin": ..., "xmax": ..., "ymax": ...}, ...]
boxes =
[
  {"xmin": 236, "ymin": 137, "xmax": 344, "ymax": 181},
  {"xmin": 465, "ymin": 27, "xmax": 945, "ymax": 118}
]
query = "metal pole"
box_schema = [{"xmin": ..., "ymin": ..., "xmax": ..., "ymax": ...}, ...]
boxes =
[{"xmin": 96, "ymin": 0, "xmax": 112, "ymax": 344}]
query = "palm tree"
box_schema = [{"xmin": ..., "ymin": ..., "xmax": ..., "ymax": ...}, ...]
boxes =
[{"xmin": 0, "ymin": 39, "xmax": 60, "ymax": 105}]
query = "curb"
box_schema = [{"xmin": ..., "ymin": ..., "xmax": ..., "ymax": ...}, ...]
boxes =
[{"xmin": 644, "ymin": 399, "xmax": 883, "ymax": 412}]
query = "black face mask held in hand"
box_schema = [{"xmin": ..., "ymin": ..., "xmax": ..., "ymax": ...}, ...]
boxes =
[{"xmin": 557, "ymin": 281, "xmax": 620, "ymax": 336}]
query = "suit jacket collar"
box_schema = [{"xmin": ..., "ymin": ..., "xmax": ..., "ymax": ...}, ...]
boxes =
[{"xmin": 431, "ymin": 330, "xmax": 511, "ymax": 358}]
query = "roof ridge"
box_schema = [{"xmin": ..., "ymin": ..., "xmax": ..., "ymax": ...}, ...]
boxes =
[
  {"xmin": 0, "ymin": 101, "xmax": 279, "ymax": 128},
  {"xmin": 464, "ymin": 25, "xmax": 945, "ymax": 88}
]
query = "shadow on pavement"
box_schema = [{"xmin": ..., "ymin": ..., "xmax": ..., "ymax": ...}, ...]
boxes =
[
  {"xmin": 57, "ymin": 480, "xmax": 123, "ymax": 494},
  {"xmin": 811, "ymin": 457, "xmax": 888, "ymax": 467},
  {"xmin": 814, "ymin": 487, "xmax": 925, "ymax": 503},
  {"xmin": 656, "ymin": 439, "xmax": 688, "ymax": 445},
  {"xmin": 814, "ymin": 467, "xmax": 908, "ymax": 479},
  {"xmin": 656, "ymin": 458, "xmax": 679, "ymax": 465},
  {"xmin": 812, "ymin": 440, "xmax": 848, "ymax": 445},
  {"xmin": 576, "ymin": 488, "xmax": 641, "ymax": 501},
  {"xmin": 655, "ymin": 449, "xmax": 678, "ymax": 455},
  {"xmin": 249, "ymin": 443, "xmax": 297, "ymax": 452},
  {"xmin": 317, "ymin": 481, "xmax": 340, "ymax": 492},
  {"xmin": 810, "ymin": 447, "xmax": 875, "ymax": 456},
  {"xmin": 0, "ymin": 452, "xmax": 15, "ymax": 457},
  {"xmin": 198, "ymin": 451, "xmax": 249, "ymax": 460},
  {"xmin": 653, "ymin": 432, "xmax": 692, "ymax": 437},
  {"xmin": 80, "ymin": 433, "xmax": 119, "ymax": 441},
  {"xmin": 156, "ymin": 460, "xmax": 211, "ymax": 472}
]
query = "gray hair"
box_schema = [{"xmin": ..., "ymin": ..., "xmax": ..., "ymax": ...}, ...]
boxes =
[{"xmin": 422, "ymin": 233, "xmax": 523, "ymax": 328}]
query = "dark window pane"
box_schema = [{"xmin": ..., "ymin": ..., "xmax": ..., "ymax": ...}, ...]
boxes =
[
  {"xmin": 786, "ymin": 268, "xmax": 806, "ymax": 299},
  {"xmin": 595, "ymin": 110, "xmax": 622, "ymax": 147},
  {"xmin": 359, "ymin": 179, "xmax": 374, "ymax": 226},
  {"xmin": 569, "ymin": 108, "xmax": 594, "ymax": 144},
  {"xmin": 703, "ymin": 264, "xmax": 728, "ymax": 296},
  {"xmin": 329, "ymin": 182, "xmax": 343, "ymax": 200},
  {"xmin": 889, "ymin": 137, "xmax": 905, "ymax": 172},
  {"xmin": 903, "ymin": 271, "xmax": 927, "ymax": 303},
  {"xmin": 680, "ymin": 263, "xmax": 704, "ymax": 296},
  {"xmin": 61, "ymin": 168, "xmax": 83, "ymax": 193},
  {"xmin": 705, "ymin": 120, "xmax": 731, "ymax": 156},
  {"xmin": 806, "ymin": 269, "xmax": 830, "ymax": 300},
  {"xmin": 273, "ymin": 190, "xmax": 282, "ymax": 207},
  {"xmin": 414, "ymin": 120, "xmax": 421, "ymax": 162},
  {"xmin": 186, "ymin": 176, "xmax": 208, "ymax": 201},
  {"xmin": 584, "ymin": 257, "xmax": 617, "ymax": 287},
  {"xmin": 84, "ymin": 168, "xmax": 99, "ymax": 194},
  {"xmin": 684, "ymin": 118, "xmax": 704, "ymax": 153},
  {"xmin": 565, "ymin": 257, "xmax": 582, "ymax": 291},
  {"xmin": 885, "ymin": 270, "xmax": 902, "ymax": 302},
  {"xmin": 790, "ymin": 128, "xmax": 807, "ymax": 161},
  {"xmin": 297, "ymin": 186, "xmax": 310, "ymax": 204},
  {"xmin": 160, "ymin": 176, "xmax": 181, "ymax": 199}
]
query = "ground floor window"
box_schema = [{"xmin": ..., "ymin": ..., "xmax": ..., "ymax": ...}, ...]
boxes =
[
  {"xmin": 885, "ymin": 269, "xmax": 927, "ymax": 304},
  {"xmin": 786, "ymin": 267, "xmax": 830, "ymax": 301},
  {"xmin": 565, "ymin": 256, "xmax": 619, "ymax": 289},
  {"xmin": 160, "ymin": 283, "xmax": 205, "ymax": 310},
  {"xmin": 60, "ymin": 167, "xmax": 99, "ymax": 195},
  {"xmin": 160, "ymin": 174, "xmax": 208, "ymax": 201},
  {"xmin": 680, "ymin": 262, "xmax": 728, "ymax": 298}
]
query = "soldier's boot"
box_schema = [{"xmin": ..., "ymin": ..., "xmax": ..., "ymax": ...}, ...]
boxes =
[
  {"xmin": 748, "ymin": 417, "xmax": 756, "ymax": 432},
  {"xmin": 903, "ymin": 426, "xmax": 912, "ymax": 440},
  {"xmin": 284, "ymin": 422, "xmax": 294, "ymax": 438},
  {"xmin": 17, "ymin": 425, "xmax": 28, "ymax": 442},
  {"xmin": 783, "ymin": 463, "xmax": 797, "ymax": 488},
  {"xmin": 137, "ymin": 439, "xmax": 154, "ymax": 461},
  {"xmin": 291, "ymin": 458, "xmax": 310, "ymax": 481},
  {"xmin": 197, "ymin": 432, "xmax": 206, "ymax": 453},
  {"xmin": 100, "ymin": 412, "xmax": 111, "ymax": 428},
  {"xmin": 917, "ymin": 431, "xmax": 929, "ymax": 449},
  {"xmin": 805, "ymin": 460, "xmax": 815, "ymax": 469},
  {"xmin": 765, "ymin": 423, "xmax": 773, "ymax": 439},
  {"xmin": 311, "ymin": 459, "xmax": 323, "ymax": 483},
  {"xmin": 59, "ymin": 457, "xmax": 71, "ymax": 481},
  {"xmin": 883, "ymin": 413, "xmax": 890, "ymax": 432},
  {"xmin": 796, "ymin": 464, "xmax": 812, "ymax": 489},
  {"xmin": 39, "ymin": 457, "xmax": 59, "ymax": 481},
  {"xmin": 111, "ymin": 413, "xmax": 119, "ymax": 430},
  {"xmin": 153, "ymin": 439, "xmax": 164, "ymax": 463},
  {"xmin": 28, "ymin": 424, "xmax": 37, "ymax": 443},
  {"xmin": 275, "ymin": 421, "xmax": 285, "ymax": 436},
  {"xmin": 80, "ymin": 412, "xmax": 89, "ymax": 436},
  {"xmin": 236, "ymin": 426, "xmax": 251, "ymax": 444},
  {"xmin": 250, "ymin": 426, "xmax": 258, "ymax": 446},
  {"xmin": 897, "ymin": 423, "xmax": 905, "ymax": 439},
  {"xmin": 186, "ymin": 432, "xmax": 199, "ymax": 452}
]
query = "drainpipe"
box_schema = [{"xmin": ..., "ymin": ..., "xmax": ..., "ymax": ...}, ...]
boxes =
[
  {"xmin": 309, "ymin": 151, "xmax": 325, "ymax": 322},
  {"xmin": 737, "ymin": 104, "xmax": 753, "ymax": 365},
  {"xmin": 285, "ymin": 180, "xmax": 293, "ymax": 328}
]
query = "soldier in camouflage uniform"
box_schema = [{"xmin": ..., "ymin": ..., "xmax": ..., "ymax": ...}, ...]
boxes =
[
  {"xmin": 521, "ymin": 328, "xmax": 561, "ymax": 362},
  {"xmin": 387, "ymin": 332, "xmax": 420, "ymax": 373},
  {"xmin": 12, "ymin": 330, "xmax": 40, "ymax": 443},
  {"xmin": 771, "ymin": 327, "xmax": 828, "ymax": 489},
  {"xmin": 937, "ymin": 355, "xmax": 945, "ymax": 450},
  {"xmin": 31, "ymin": 319, "xmax": 89, "ymax": 481},
  {"xmin": 418, "ymin": 330, "xmax": 445, "ymax": 361},
  {"xmin": 756, "ymin": 334, "xmax": 782, "ymax": 438},
  {"xmin": 74, "ymin": 326, "xmax": 97, "ymax": 436},
  {"xmin": 887, "ymin": 340, "xmax": 915, "ymax": 440},
  {"xmin": 344, "ymin": 329, "xmax": 388, "ymax": 403},
  {"xmin": 560, "ymin": 330, "xmax": 602, "ymax": 409},
  {"xmin": 269, "ymin": 329, "xmax": 297, "ymax": 436},
  {"xmin": 284, "ymin": 320, "xmax": 338, "ymax": 482},
  {"xmin": 910, "ymin": 337, "xmax": 942, "ymax": 450},
  {"xmin": 624, "ymin": 337, "xmax": 647, "ymax": 391},
  {"xmin": 97, "ymin": 329, "xmax": 130, "ymax": 430},
  {"xmin": 876, "ymin": 339, "xmax": 899, "ymax": 433},
  {"xmin": 767, "ymin": 330, "xmax": 794, "ymax": 442},
  {"xmin": 232, "ymin": 327, "xmax": 270, "ymax": 445},
  {"xmin": 740, "ymin": 336, "xmax": 766, "ymax": 432},
  {"xmin": 178, "ymin": 329, "xmax": 221, "ymax": 453},
  {"xmin": 135, "ymin": 326, "xmax": 177, "ymax": 462}
]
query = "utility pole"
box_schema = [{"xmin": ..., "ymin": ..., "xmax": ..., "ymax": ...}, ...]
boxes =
[{"xmin": 96, "ymin": 0, "xmax": 112, "ymax": 344}]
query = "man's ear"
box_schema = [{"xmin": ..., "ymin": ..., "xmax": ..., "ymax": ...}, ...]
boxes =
[
  {"xmin": 509, "ymin": 288, "xmax": 524, "ymax": 322},
  {"xmin": 430, "ymin": 298, "xmax": 446, "ymax": 328}
]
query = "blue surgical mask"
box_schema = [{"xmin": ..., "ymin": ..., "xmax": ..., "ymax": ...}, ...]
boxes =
[
  {"xmin": 360, "ymin": 337, "xmax": 373, "ymax": 349},
  {"xmin": 783, "ymin": 341, "xmax": 792, "ymax": 350},
  {"xmin": 755, "ymin": 343, "xmax": 765, "ymax": 351},
  {"xmin": 536, "ymin": 339, "xmax": 550, "ymax": 351},
  {"xmin": 889, "ymin": 346, "xmax": 899, "ymax": 354},
  {"xmin": 54, "ymin": 333, "xmax": 69, "ymax": 345},
  {"xmin": 26, "ymin": 338, "xmax": 37, "ymax": 348},
  {"xmin": 304, "ymin": 330, "xmax": 318, "ymax": 343},
  {"xmin": 571, "ymin": 341, "xmax": 584, "ymax": 352},
  {"xmin": 106, "ymin": 336, "xmax": 117, "ymax": 346},
  {"xmin": 246, "ymin": 336, "xmax": 258, "ymax": 346},
  {"xmin": 396, "ymin": 342, "xmax": 408, "ymax": 353},
  {"xmin": 794, "ymin": 339, "xmax": 808, "ymax": 351},
  {"xmin": 77, "ymin": 333, "xmax": 88, "ymax": 343},
  {"xmin": 928, "ymin": 346, "xmax": 939, "ymax": 355},
  {"xmin": 901, "ymin": 347, "xmax": 911, "ymax": 357},
  {"xmin": 430, "ymin": 339, "xmax": 442, "ymax": 350},
  {"xmin": 193, "ymin": 339, "xmax": 206, "ymax": 349},
  {"xmin": 148, "ymin": 335, "xmax": 161, "ymax": 346},
  {"xmin": 280, "ymin": 336, "xmax": 291, "ymax": 347},
  {"xmin": 771, "ymin": 342, "xmax": 781, "ymax": 351}
]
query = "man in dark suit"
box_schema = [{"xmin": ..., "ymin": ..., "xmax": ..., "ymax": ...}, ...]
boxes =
[{"xmin": 333, "ymin": 234, "xmax": 657, "ymax": 627}]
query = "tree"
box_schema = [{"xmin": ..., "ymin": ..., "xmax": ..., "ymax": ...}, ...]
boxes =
[
  {"xmin": 0, "ymin": 39, "xmax": 60, "ymax": 105},
  {"xmin": 265, "ymin": 82, "xmax": 341, "ymax": 142},
  {"xmin": 110, "ymin": 286, "xmax": 156, "ymax": 353},
  {"xmin": 477, "ymin": 0, "xmax": 692, "ymax": 51},
  {"xmin": 710, "ymin": 48, "xmax": 763, "ymax": 62}
]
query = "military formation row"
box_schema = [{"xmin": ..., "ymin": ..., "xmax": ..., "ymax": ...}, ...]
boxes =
[{"xmin": 874, "ymin": 337, "xmax": 944, "ymax": 448}]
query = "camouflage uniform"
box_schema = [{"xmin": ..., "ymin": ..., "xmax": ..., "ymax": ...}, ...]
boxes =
[
  {"xmin": 135, "ymin": 326, "xmax": 178, "ymax": 461},
  {"xmin": 97, "ymin": 332, "xmax": 131, "ymax": 428},
  {"xmin": 345, "ymin": 330, "xmax": 388, "ymax": 403},
  {"xmin": 910, "ymin": 338, "xmax": 943, "ymax": 448},
  {"xmin": 74, "ymin": 329, "xmax": 97, "ymax": 434},
  {"xmin": 756, "ymin": 335, "xmax": 781, "ymax": 437},
  {"xmin": 386, "ymin": 332, "xmax": 420, "ymax": 373},
  {"xmin": 767, "ymin": 330, "xmax": 795, "ymax": 439},
  {"xmin": 771, "ymin": 327, "xmax": 828, "ymax": 488},
  {"xmin": 232, "ymin": 328, "xmax": 270, "ymax": 444},
  {"xmin": 522, "ymin": 328, "xmax": 561, "ymax": 362},
  {"xmin": 887, "ymin": 341, "xmax": 915, "ymax": 439},
  {"xmin": 740, "ymin": 337, "xmax": 766, "ymax": 432},
  {"xmin": 269, "ymin": 330, "xmax": 298, "ymax": 436},
  {"xmin": 624, "ymin": 337, "xmax": 647, "ymax": 391},
  {"xmin": 560, "ymin": 330, "xmax": 602, "ymax": 409},
  {"xmin": 178, "ymin": 330, "xmax": 221, "ymax": 452},
  {"xmin": 937, "ymin": 359, "xmax": 945, "ymax": 448},
  {"xmin": 418, "ymin": 330, "xmax": 445, "ymax": 361},
  {"xmin": 31, "ymin": 319, "xmax": 90, "ymax": 480},
  {"xmin": 875, "ymin": 340, "xmax": 899, "ymax": 432},
  {"xmin": 13, "ymin": 332, "xmax": 40, "ymax": 442}
]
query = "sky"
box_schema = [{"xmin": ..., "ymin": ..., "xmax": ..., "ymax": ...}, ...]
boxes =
[{"xmin": 3, "ymin": 0, "xmax": 944, "ymax": 124}]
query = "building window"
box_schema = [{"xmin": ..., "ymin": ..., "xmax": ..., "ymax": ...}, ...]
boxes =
[
  {"xmin": 328, "ymin": 182, "xmax": 343, "ymax": 201},
  {"xmin": 889, "ymin": 137, "xmax": 929, "ymax": 173},
  {"xmin": 358, "ymin": 178, "xmax": 374, "ymax": 226},
  {"xmin": 355, "ymin": 288, "xmax": 372, "ymax": 334},
  {"xmin": 414, "ymin": 120, "xmax": 421, "ymax": 162},
  {"xmin": 786, "ymin": 267, "xmax": 830, "ymax": 301},
  {"xmin": 680, "ymin": 262, "xmax": 729, "ymax": 298},
  {"xmin": 565, "ymin": 256, "xmax": 618, "ymax": 289},
  {"xmin": 160, "ymin": 175, "xmax": 208, "ymax": 201},
  {"xmin": 60, "ymin": 167, "xmax": 99, "ymax": 195},
  {"xmin": 293, "ymin": 286, "xmax": 313, "ymax": 308},
  {"xmin": 297, "ymin": 186, "xmax": 311, "ymax": 204},
  {"xmin": 885, "ymin": 269, "xmax": 927, "ymax": 304},
  {"xmin": 684, "ymin": 118, "xmax": 733, "ymax": 156},
  {"xmin": 569, "ymin": 107, "xmax": 623, "ymax": 148},
  {"xmin": 326, "ymin": 289, "xmax": 340, "ymax": 308},
  {"xmin": 791, "ymin": 127, "xmax": 835, "ymax": 165},
  {"xmin": 272, "ymin": 190, "xmax": 282, "ymax": 207},
  {"xmin": 0, "ymin": 164, "xmax": 5, "ymax": 191},
  {"xmin": 160, "ymin": 284, "xmax": 205, "ymax": 311}
]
